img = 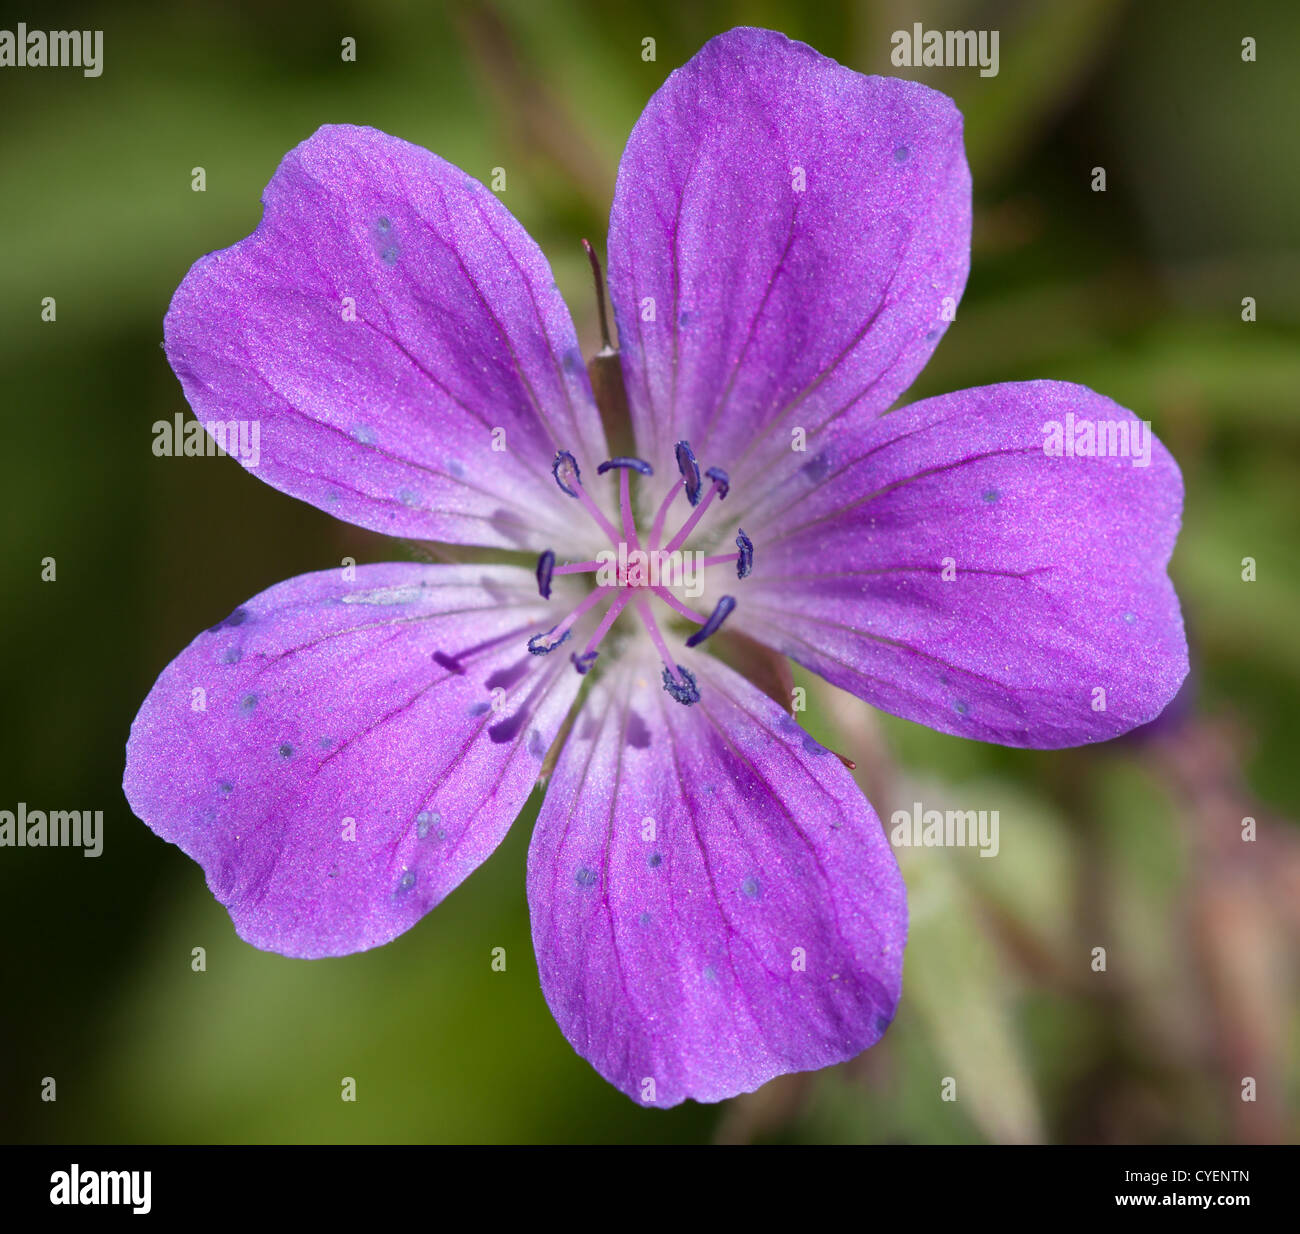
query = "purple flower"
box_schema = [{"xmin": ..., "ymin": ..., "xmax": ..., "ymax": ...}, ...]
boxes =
[{"xmin": 124, "ymin": 28, "xmax": 1187, "ymax": 1106}]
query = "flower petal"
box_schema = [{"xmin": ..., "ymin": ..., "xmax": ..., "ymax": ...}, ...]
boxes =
[
  {"xmin": 607, "ymin": 27, "xmax": 970, "ymax": 477},
  {"xmin": 528, "ymin": 651, "xmax": 906, "ymax": 1106},
  {"xmin": 735, "ymin": 381, "xmax": 1189, "ymax": 747},
  {"xmin": 124, "ymin": 564, "xmax": 581, "ymax": 957},
  {"xmin": 165, "ymin": 125, "xmax": 608, "ymax": 552}
]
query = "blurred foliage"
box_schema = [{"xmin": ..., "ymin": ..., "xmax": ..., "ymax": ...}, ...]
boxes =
[{"xmin": 1, "ymin": 0, "xmax": 1297, "ymax": 1144}]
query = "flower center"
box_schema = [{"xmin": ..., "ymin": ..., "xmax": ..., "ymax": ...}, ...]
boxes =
[{"xmin": 527, "ymin": 441, "xmax": 753, "ymax": 705}]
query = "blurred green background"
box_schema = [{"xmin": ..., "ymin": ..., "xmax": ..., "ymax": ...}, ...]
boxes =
[{"xmin": 2, "ymin": 0, "xmax": 1297, "ymax": 1144}]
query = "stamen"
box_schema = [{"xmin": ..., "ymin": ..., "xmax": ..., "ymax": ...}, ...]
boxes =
[
  {"xmin": 650, "ymin": 587, "xmax": 702, "ymax": 623},
  {"xmin": 619, "ymin": 469, "xmax": 638, "ymax": 549},
  {"xmin": 684, "ymin": 595, "xmax": 736, "ymax": 648},
  {"xmin": 701, "ymin": 552, "xmax": 739, "ymax": 569},
  {"xmin": 535, "ymin": 549, "xmax": 555, "ymax": 599},
  {"xmin": 552, "ymin": 560, "xmax": 602, "ymax": 576},
  {"xmin": 526, "ymin": 587, "xmax": 608, "ymax": 655},
  {"xmin": 552, "ymin": 450, "xmax": 581, "ymax": 498},
  {"xmin": 649, "ymin": 482, "xmax": 680, "ymax": 551},
  {"xmin": 735, "ymin": 529, "xmax": 754, "ymax": 579},
  {"xmin": 675, "ymin": 440, "xmax": 702, "ymax": 506},
  {"xmin": 704, "ymin": 466, "xmax": 730, "ymax": 500},
  {"xmin": 634, "ymin": 595, "xmax": 685, "ymax": 687},
  {"xmin": 662, "ymin": 471, "xmax": 727, "ymax": 555},
  {"xmin": 661, "ymin": 663, "xmax": 700, "ymax": 706},
  {"xmin": 595, "ymin": 459, "xmax": 651, "ymax": 551},
  {"xmin": 528, "ymin": 628, "xmax": 571, "ymax": 655},
  {"xmin": 551, "ymin": 449, "xmax": 623, "ymax": 546},
  {"xmin": 570, "ymin": 589, "xmax": 633, "ymax": 675},
  {"xmin": 596, "ymin": 457, "xmax": 654, "ymax": 476}
]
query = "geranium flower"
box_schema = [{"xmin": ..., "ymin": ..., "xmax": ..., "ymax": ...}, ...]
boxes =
[{"xmin": 124, "ymin": 27, "xmax": 1187, "ymax": 1107}]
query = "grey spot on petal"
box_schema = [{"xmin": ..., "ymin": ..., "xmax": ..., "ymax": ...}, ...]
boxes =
[
  {"xmin": 741, "ymin": 875, "xmax": 761, "ymax": 900},
  {"xmin": 221, "ymin": 645, "xmax": 242, "ymax": 665},
  {"xmin": 351, "ymin": 423, "xmax": 377, "ymax": 446},
  {"xmin": 893, "ymin": 146, "xmax": 909, "ymax": 163},
  {"xmin": 396, "ymin": 488, "xmax": 422, "ymax": 509},
  {"xmin": 982, "ymin": 488, "xmax": 1000, "ymax": 503},
  {"xmin": 380, "ymin": 245, "xmax": 400, "ymax": 265},
  {"xmin": 209, "ymin": 605, "xmax": 251, "ymax": 632},
  {"xmin": 527, "ymin": 728, "xmax": 546, "ymax": 759},
  {"xmin": 239, "ymin": 693, "xmax": 258, "ymax": 714},
  {"xmin": 317, "ymin": 736, "xmax": 335, "ymax": 749},
  {"xmin": 278, "ymin": 742, "xmax": 294, "ymax": 760},
  {"xmin": 638, "ymin": 912, "xmax": 652, "ymax": 927},
  {"xmin": 447, "ymin": 458, "xmax": 465, "ymax": 480},
  {"xmin": 1122, "ymin": 611, "xmax": 1136, "ymax": 625},
  {"xmin": 217, "ymin": 780, "xmax": 233, "ymax": 796},
  {"xmin": 397, "ymin": 870, "xmax": 416, "ymax": 891},
  {"xmin": 467, "ymin": 701, "xmax": 490, "ymax": 717},
  {"xmin": 953, "ymin": 699, "xmax": 970, "ymax": 716},
  {"xmin": 575, "ymin": 866, "xmax": 598, "ymax": 888},
  {"xmin": 801, "ymin": 452, "xmax": 830, "ymax": 483},
  {"xmin": 702, "ymin": 965, "xmax": 717, "ymax": 983},
  {"xmin": 647, "ymin": 852, "xmax": 662, "ymax": 869}
]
